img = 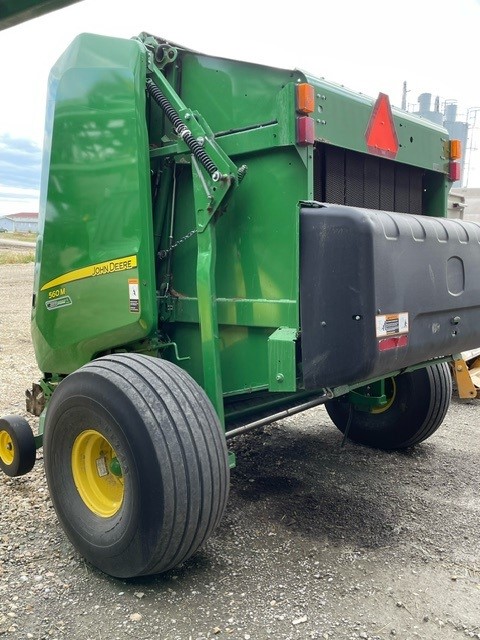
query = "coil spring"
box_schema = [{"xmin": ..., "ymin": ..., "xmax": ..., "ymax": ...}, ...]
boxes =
[
  {"xmin": 146, "ymin": 79, "xmax": 219, "ymax": 177},
  {"xmin": 237, "ymin": 164, "xmax": 248, "ymax": 184}
]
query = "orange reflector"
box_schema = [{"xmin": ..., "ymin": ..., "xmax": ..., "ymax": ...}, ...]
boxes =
[
  {"xmin": 365, "ymin": 93, "xmax": 399, "ymax": 159},
  {"xmin": 297, "ymin": 116, "xmax": 315, "ymax": 145},
  {"xmin": 449, "ymin": 139, "xmax": 462, "ymax": 160},
  {"xmin": 296, "ymin": 83, "xmax": 315, "ymax": 114},
  {"xmin": 449, "ymin": 161, "xmax": 461, "ymax": 182}
]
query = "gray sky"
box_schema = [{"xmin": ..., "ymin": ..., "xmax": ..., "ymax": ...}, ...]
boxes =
[{"xmin": 0, "ymin": 0, "xmax": 479, "ymax": 215}]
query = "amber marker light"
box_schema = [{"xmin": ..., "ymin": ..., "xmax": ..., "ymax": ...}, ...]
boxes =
[
  {"xmin": 449, "ymin": 139, "xmax": 462, "ymax": 160},
  {"xmin": 296, "ymin": 83, "xmax": 315, "ymax": 114}
]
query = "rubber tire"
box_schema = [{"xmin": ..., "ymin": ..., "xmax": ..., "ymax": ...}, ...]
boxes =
[
  {"xmin": 43, "ymin": 354, "xmax": 229, "ymax": 578},
  {"xmin": 0, "ymin": 415, "xmax": 36, "ymax": 477},
  {"xmin": 325, "ymin": 363, "xmax": 452, "ymax": 450}
]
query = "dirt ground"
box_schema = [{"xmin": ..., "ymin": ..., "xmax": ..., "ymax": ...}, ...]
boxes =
[{"xmin": 0, "ymin": 263, "xmax": 479, "ymax": 640}]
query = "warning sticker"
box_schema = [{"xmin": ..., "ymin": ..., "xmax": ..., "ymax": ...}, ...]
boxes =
[
  {"xmin": 95, "ymin": 456, "xmax": 108, "ymax": 478},
  {"xmin": 375, "ymin": 312, "xmax": 409, "ymax": 338},
  {"xmin": 128, "ymin": 279, "xmax": 140, "ymax": 313}
]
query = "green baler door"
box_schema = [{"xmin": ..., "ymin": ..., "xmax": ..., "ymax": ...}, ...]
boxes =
[{"xmin": 32, "ymin": 33, "xmax": 156, "ymax": 374}]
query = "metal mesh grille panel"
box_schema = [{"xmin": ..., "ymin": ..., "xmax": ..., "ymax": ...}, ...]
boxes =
[
  {"xmin": 324, "ymin": 146, "xmax": 345, "ymax": 204},
  {"xmin": 314, "ymin": 144, "xmax": 426, "ymax": 215},
  {"xmin": 380, "ymin": 160, "xmax": 395, "ymax": 212},
  {"xmin": 345, "ymin": 152, "xmax": 364, "ymax": 207},
  {"xmin": 363, "ymin": 156, "xmax": 380, "ymax": 210}
]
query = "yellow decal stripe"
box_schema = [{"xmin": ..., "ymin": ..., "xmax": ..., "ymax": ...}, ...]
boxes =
[{"xmin": 41, "ymin": 255, "xmax": 137, "ymax": 291}]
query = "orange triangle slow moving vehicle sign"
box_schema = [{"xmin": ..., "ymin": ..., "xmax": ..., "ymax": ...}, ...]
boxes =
[{"xmin": 365, "ymin": 93, "xmax": 399, "ymax": 159}]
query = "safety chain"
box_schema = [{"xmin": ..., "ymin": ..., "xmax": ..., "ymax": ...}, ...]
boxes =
[{"xmin": 158, "ymin": 228, "xmax": 197, "ymax": 260}]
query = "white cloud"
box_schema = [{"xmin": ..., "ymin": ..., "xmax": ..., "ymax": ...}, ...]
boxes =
[{"xmin": 0, "ymin": 195, "xmax": 38, "ymax": 216}]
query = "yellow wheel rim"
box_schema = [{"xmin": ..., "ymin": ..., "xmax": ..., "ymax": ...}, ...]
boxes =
[
  {"xmin": 71, "ymin": 429, "xmax": 124, "ymax": 518},
  {"xmin": 0, "ymin": 430, "xmax": 14, "ymax": 466},
  {"xmin": 371, "ymin": 378, "xmax": 397, "ymax": 414}
]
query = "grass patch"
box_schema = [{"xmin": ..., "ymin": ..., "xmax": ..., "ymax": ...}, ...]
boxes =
[
  {"xmin": 1, "ymin": 232, "xmax": 37, "ymax": 242},
  {"xmin": 0, "ymin": 251, "xmax": 35, "ymax": 264}
]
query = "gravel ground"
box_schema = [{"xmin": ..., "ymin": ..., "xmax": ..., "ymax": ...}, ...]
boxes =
[{"xmin": 0, "ymin": 263, "xmax": 479, "ymax": 640}]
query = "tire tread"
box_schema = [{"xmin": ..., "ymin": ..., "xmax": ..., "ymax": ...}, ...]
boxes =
[
  {"xmin": 326, "ymin": 363, "xmax": 452, "ymax": 450},
  {"xmin": 44, "ymin": 353, "xmax": 229, "ymax": 578}
]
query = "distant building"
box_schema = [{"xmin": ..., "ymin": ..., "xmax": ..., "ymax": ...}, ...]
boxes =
[
  {"xmin": 451, "ymin": 187, "xmax": 480, "ymax": 224},
  {"xmin": 0, "ymin": 212, "xmax": 38, "ymax": 232},
  {"xmin": 447, "ymin": 191, "xmax": 466, "ymax": 219}
]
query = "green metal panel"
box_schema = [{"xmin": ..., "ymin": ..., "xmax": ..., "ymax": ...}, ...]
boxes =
[
  {"xmin": 268, "ymin": 327, "xmax": 298, "ymax": 392},
  {"xmin": 163, "ymin": 145, "xmax": 305, "ymax": 396},
  {"xmin": 423, "ymin": 170, "xmax": 450, "ymax": 217},
  {"xmin": 166, "ymin": 298, "xmax": 297, "ymax": 328},
  {"xmin": 304, "ymin": 73, "xmax": 449, "ymax": 176},
  {"xmin": 180, "ymin": 52, "xmax": 299, "ymax": 134},
  {"xmin": 149, "ymin": 44, "xmax": 308, "ymax": 402},
  {"xmin": 31, "ymin": 33, "xmax": 156, "ymax": 373},
  {"xmin": 155, "ymin": 50, "xmax": 450, "ymax": 178}
]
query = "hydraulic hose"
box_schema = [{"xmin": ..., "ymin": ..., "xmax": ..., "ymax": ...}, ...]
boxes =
[{"xmin": 146, "ymin": 78, "xmax": 219, "ymax": 178}]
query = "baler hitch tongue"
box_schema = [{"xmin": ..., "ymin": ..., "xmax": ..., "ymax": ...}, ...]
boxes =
[{"xmin": 25, "ymin": 382, "xmax": 46, "ymax": 416}]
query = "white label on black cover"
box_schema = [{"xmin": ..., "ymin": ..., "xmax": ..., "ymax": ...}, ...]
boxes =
[{"xmin": 375, "ymin": 312, "xmax": 409, "ymax": 338}]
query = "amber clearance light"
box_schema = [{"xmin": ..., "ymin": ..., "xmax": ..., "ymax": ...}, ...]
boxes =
[
  {"xmin": 449, "ymin": 139, "xmax": 462, "ymax": 160},
  {"xmin": 296, "ymin": 83, "xmax": 315, "ymax": 114}
]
